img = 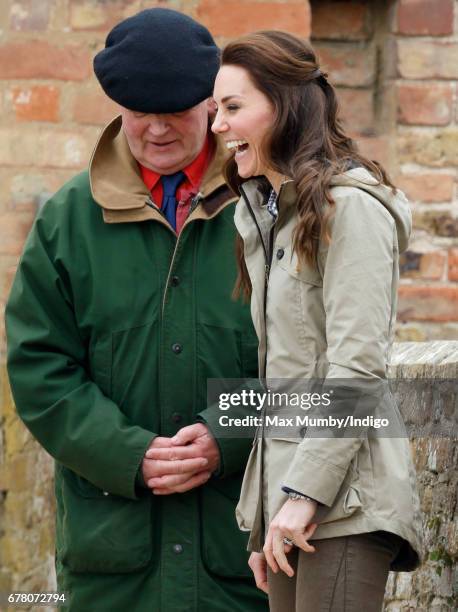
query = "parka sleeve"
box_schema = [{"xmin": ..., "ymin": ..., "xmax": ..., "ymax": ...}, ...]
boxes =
[
  {"xmin": 281, "ymin": 188, "xmax": 401, "ymax": 506},
  {"xmin": 5, "ymin": 201, "xmax": 155, "ymax": 501}
]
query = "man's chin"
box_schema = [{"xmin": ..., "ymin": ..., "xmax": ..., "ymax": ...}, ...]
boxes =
[{"xmin": 142, "ymin": 156, "xmax": 187, "ymax": 175}]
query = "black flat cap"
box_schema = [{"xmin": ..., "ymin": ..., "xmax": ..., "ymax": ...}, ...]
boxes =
[{"xmin": 93, "ymin": 8, "xmax": 219, "ymax": 114}]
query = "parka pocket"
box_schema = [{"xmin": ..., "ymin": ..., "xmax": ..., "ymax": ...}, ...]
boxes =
[
  {"xmin": 90, "ymin": 318, "xmax": 160, "ymax": 430},
  {"xmin": 197, "ymin": 323, "xmax": 243, "ymax": 380},
  {"xmin": 57, "ymin": 466, "xmax": 153, "ymax": 574},
  {"xmin": 276, "ymin": 246, "xmax": 323, "ymax": 287},
  {"xmin": 317, "ymin": 457, "xmax": 363, "ymax": 525},
  {"xmin": 199, "ymin": 478, "xmax": 253, "ymax": 579},
  {"xmin": 270, "ymin": 246, "xmax": 324, "ymax": 359}
]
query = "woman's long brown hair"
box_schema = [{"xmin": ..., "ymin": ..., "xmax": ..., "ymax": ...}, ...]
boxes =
[{"xmin": 222, "ymin": 31, "xmax": 395, "ymax": 301}]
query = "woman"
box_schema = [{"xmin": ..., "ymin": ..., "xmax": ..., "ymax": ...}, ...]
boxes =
[{"xmin": 211, "ymin": 31, "xmax": 422, "ymax": 611}]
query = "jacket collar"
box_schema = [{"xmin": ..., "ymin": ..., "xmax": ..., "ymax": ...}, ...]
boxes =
[
  {"xmin": 238, "ymin": 177, "xmax": 297, "ymax": 232},
  {"xmin": 89, "ymin": 115, "xmax": 233, "ymax": 225}
]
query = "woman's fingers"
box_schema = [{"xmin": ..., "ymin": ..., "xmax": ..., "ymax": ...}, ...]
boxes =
[
  {"xmin": 263, "ymin": 530, "xmax": 279, "ymax": 574},
  {"xmin": 304, "ymin": 522, "xmax": 318, "ymax": 539},
  {"xmin": 264, "ymin": 515, "xmax": 318, "ymax": 576},
  {"xmin": 272, "ymin": 530, "xmax": 294, "ymax": 577},
  {"xmin": 292, "ymin": 522, "xmax": 318, "ymax": 553},
  {"xmin": 248, "ymin": 553, "xmax": 269, "ymax": 594},
  {"xmin": 283, "ymin": 542, "xmax": 293, "ymax": 554}
]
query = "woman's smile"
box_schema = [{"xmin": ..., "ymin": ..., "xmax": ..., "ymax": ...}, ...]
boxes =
[{"xmin": 212, "ymin": 64, "xmax": 276, "ymax": 180}]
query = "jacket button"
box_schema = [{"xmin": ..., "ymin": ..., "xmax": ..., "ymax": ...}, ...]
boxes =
[
  {"xmin": 172, "ymin": 343, "xmax": 182, "ymax": 354},
  {"xmin": 300, "ymin": 427, "xmax": 307, "ymax": 438},
  {"xmin": 171, "ymin": 413, "xmax": 182, "ymax": 423},
  {"xmin": 276, "ymin": 248, "xmax": 285, "ymax": 260},
  {"xmin": 170, "ymin": 276, "xmax": 180, "ymax": 287},
  {"xmin": 173, "ymin": 544, "xmax": 183, "ymax": 554}
]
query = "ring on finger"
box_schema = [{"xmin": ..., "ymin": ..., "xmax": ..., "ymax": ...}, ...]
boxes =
[{"xmin": 283, "ymin": 537, "xmax": 294, "ymax": 546}]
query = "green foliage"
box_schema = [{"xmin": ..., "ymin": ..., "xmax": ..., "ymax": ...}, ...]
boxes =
[{"xmin": 429, "ymin": 546, "xmax": 453, "ymax": 577}]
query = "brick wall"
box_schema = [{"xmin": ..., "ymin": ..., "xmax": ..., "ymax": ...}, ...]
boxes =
[
  {"xmin": 394, "ymin": 0, "xmax": 458, "ymax": 342},
  {"xmin": 0, "ymin": 1, "xmax": 457, "ymax": 347},
  {"xmin": 311, "ymin": 0, "xmax": 458, "ymax": 342},
  {"xmin": 0, "ymin": 0, "xmax": 457, "ymax": 609},
  {"xmin": 0, "ymin": 0, "xmax": 312, "ymax": 355},
  {"xmin": 0, "ymin": 0, "xmax": 312, "ymax": 602}
]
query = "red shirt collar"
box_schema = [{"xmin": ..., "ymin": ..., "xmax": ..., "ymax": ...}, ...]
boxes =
[{"xmin": 139, "ymin": 134, "xmax": 213, "ymax": 195}]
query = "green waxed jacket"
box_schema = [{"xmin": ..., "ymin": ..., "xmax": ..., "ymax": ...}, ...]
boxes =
[{"xmin": 5, "ymin": 118, "xmax": 267, "ymax": 612}]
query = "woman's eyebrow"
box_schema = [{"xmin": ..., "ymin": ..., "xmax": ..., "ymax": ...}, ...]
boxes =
[{"xmin": 221, "ymin": 94, "xmax": 244, "ymax": 103}]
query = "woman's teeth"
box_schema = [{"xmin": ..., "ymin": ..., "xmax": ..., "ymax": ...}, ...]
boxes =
[{"xmin": 226, "ymin": 140, "xmax": 248, "ymax": 151}]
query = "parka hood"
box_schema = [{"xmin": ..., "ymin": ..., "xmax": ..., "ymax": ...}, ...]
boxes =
[
  {"xmin": 329, "ymin": 167, "xmax": 412, "ymax": 253},
  {"xmin": 238, "ymin": 166, "xmax": 412, "ymax": 254}
]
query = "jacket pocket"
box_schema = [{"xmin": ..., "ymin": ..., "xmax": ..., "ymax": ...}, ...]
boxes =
[
  {"xmin": 318, "ymin": 457, "xmax": 363, "ymax": 525},
  {"xmin": 271, "ymin": 247, "xmax": 324, "ymax": 360},
  {"xmin": 199, "ymin": 477, "xmax": 253, "ymax": 579},
  {"xmin": 57, "ymin": 466, "xmax": 153, "ymax": 574},
  {"xmin": 90, "ymin": 318, "xmax": 160, "ymax": 430},
  {"xmin": 197, "ymin": 323, "xmax": 243, "ymax": 380},
  {"xmin": 276, "ymin": 247, "xmax": 323, "ymax": 286},
  {"xmin": 240, "ymin": 334, "xmax": 259, "ymax": 379}
]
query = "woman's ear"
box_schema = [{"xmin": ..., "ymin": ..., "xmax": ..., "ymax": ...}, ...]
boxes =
[{"xmin": 206, "ymin": 97, "xmax": 217, "ymax": 119}]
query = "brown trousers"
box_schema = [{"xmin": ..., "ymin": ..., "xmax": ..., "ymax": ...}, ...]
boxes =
[{"xmin": 267, "ymin": 531, "xmax": 402, "ymax": 612}]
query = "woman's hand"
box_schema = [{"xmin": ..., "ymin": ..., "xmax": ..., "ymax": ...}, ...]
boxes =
[
  {"xmin": 248, "ymin": 552, "xmax": 269, "ymax": 594},
  {"xmin": 263, "ymin": 498, "xmax": 318, "ymax": 577}
]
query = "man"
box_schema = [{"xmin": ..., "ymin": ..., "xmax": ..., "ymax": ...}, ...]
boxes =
[{"xmin": 5, "ymin": 9, "xmax": 267, "ymax": 611}]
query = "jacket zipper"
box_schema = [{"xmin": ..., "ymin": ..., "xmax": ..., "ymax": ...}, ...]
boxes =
[{"xmin": 240, "ymin": 188, "xmax": 276, "ymax": 377}]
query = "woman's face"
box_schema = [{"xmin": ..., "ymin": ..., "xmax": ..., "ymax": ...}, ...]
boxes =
[{"xmin": 212, "ymin": 65, "xmax": 276, "ymax": 180}]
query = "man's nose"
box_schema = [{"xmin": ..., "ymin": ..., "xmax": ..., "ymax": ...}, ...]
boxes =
[
  {"xmin": 211, "ymin": 110, "xmax": 227, "ymax": 134},
  {"xmin": 147, "ymin": 115, "xmax": 169, "ymax": 136}
]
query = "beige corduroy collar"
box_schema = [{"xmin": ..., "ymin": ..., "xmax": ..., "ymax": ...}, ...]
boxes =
[{"xmin": 89, "ymin": 115, "xmax": 234, "ymax": 227}]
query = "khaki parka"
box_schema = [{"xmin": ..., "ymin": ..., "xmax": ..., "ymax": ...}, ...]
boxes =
[
  {"xmin": 5, "ymin": 117, "xmax": 268, "ymax": 612},
  {"xmin": 234, "ymin": 168, "xmax": 423, "ymax": 571}
]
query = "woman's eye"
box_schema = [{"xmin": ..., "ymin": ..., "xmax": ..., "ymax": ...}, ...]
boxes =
[{"xmin": 227, "ymin": 105, "xmax": 239, "ymax": 112}]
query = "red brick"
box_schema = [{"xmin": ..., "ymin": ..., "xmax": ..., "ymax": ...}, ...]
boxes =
[
  {"xmin": 400, "ymin": 250, "xmax": 446, "ymax": 280},
  {"xmin": 397, "ymin": 83, "xmax": 452, "ymax": 126},
  {"xmin": 311, "ymin": 1, "xmax": 371, "ymax": 40},
  {"xmin": 10, "ymin": 86, "xmax": 60, "ymax": 123},
  {"xmin": 336, "ymin": 88, "xmax": 374, "ymax": 136},
  {"xmin": 398, "ymin": 286, "xmax": 458, "ymax": 322},
  {"xmin": 73, "ymin": 88, "xmax": 120, "ymax": 125},
  {"xmin": 70, "ymin": 0, "xmax": 141, "ymax": 31},
  {"xmin": 448, "ymin": 248, "xmax": 458, "ymax": 282},
  {"xmin": 0, "ymin": 41, "xmax": 91, "ymax": 81},
  {"xmin": 315, "ymin": 43, "xmax": 375, "ymax": 87},
  {"xmin": 356, "ymin": 136, "xmax": 391, "ymax": 170},
  {"xmin": 397, "ymin": 0, "xmax": 454, "ymax": 36},
  {"xmin": 398, "ymin": 41, "xmax": 458, "ymax": 80},
  {"xmin": 396, "ymin": 174, "xmax": 454, "ymax": 203},
  {"xmin": 196, "ymin": 0, "xmax": 311, "ymax": 38},
  {"xmin": 9, "ymin": 0, "xmax": 50, "ymax": 31}
]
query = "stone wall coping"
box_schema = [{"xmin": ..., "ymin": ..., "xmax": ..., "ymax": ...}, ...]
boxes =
[{"xmin": 391, "ymin": 341, "xmax": 458, "ymax": 366}]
